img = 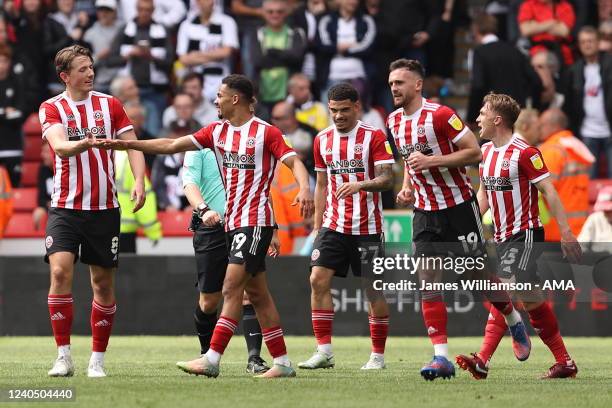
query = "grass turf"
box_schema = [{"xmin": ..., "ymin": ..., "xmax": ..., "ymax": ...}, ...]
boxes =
[{"xmin": 1, "ymin": 336, "xmax": 611, "ymax": 408}]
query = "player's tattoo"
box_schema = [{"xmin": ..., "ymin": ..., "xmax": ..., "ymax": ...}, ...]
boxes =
[{"xmin": 359, "ymin": 164, "xmax": 393, "ymax": 192}]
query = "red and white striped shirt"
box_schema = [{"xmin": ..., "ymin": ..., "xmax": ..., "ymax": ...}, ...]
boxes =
[
  {"xmin": 39, "ymin": 91, "xmax": 133, "ymax": 210},
  {"xmin": 480, "ymin": 135, "xmax": 550, "ymax": 242},
  {"xmin": 190, "ymin": 116, "xmax": 296, "ymax": 231},
  {"xmin": 313, "ymin": 121, "xmax": 395, "ymax": 235},
  {"xmin": 387, "ymin": 98, "xmax": 473, "ymax": 211}
]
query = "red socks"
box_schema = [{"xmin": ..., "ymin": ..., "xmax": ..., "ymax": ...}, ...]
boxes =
[
  {"xmin": 262, "ymin": 326, "xmax": 287, "ymax": 358},
  {"xmin": 485, "ymin": 276, "xmax": 514, "ymax": 315},
  {"xmin": 312, "ymin": 309, "xmax": 334, "ymax": 346},
  {"xmin": 368, "ymin": 315, "xmax": 389, "ymax": 354},
  {"xmin": 478, "ymin": 307, "xmax": 507, "ymax": 362},
  {"xmin": 48, "ymin": 294, "xmax": 73, "ymax": 346},
  {"xmin": 528, "ymin": 303, "xmax": 571, "ymax": 363},
  {"xmin": 209, "ymin": 316, "xmax": 238, "ymax": 355},
  {"xmin": 421, "ymin": 292, "xmax": 447, "ymax": 346},
  {"xmin": 91, "ymin": 300, "xmax": 116, "ymax": 352}
]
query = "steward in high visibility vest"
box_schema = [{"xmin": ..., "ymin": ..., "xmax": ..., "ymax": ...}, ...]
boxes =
[
  {"xmin": 539, "ymin": 114, "xmax": 594, "ymax": 241},
  {"xmin": 0, "ymin": 165, "xmax": 13, "ymax": 237},
  {"xmin": 115, "ymin": 151, "xmax": 162, "ymax": 244}
]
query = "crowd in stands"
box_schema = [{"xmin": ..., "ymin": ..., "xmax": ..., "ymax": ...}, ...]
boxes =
[{"xmin": 0, "ymin": 0, "xmax": 610, "ymax": 253}]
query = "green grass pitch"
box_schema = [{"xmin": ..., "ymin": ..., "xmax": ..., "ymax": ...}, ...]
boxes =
[{"xmin": 1, "ymin": 336, "xmax": 611, "ymax": 408}]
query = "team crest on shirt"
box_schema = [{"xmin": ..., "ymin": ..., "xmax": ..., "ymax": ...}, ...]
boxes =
[
  {"xmin": 94, "ymin": 111, "xmax": 104, "ymax": 121},
  {"xmin": 45, "ymin": 235, "xmax": 53, "ymax": 249},
  {"xmin": 66, "ymin": 114, "xmax": 75, "ymax": 121},
  {"xmin": 502, "ymin": 159, "xmax": 510, "ymax": 170},
  {"xmin": 217, "ymin": 139, "xmax": 225, "ymax": 148},
  {"xmin": 417, "ymin": 126, "xmax": 426, "ymax": 136},
  {"xmin": 448, "ymin": 114, "xmax": 463, "ymax": 131},
  {"xmin": 326, "ymin": 148, "xmax": 333, "ymax": 155},
  {"xmin": 354, "ymin": 144, "xmax": 363, "ymax": 154},
  {"xmin": 247, "ymin": 138, "xmax": 256, "ymax": 148},
  {"xmin": 530, "ymin": 153, "xmax": 544, "ymax": 170},
  {"xmin": 311, "ymin": 249, "xmax": 320, "ymax": 261}
]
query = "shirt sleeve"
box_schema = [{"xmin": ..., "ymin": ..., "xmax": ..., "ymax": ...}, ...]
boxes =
[
  {"xmin": 519, "ymin": 146, "xmax": 550, "ymax": 184},
  {"xmin": 558, "ymin": 3, "xmax": 576, "ymax": 31},
  {"xmin": 223, "ymin": 16, "xmax": 239, "ymax": 49},
  {"xmin": 313, "ymin": 134, "xmax": 326, "ymax": 172},
  {"xmin": 39, "ymin": 102, "xmax": 63, "ymax": 139},
  {"xmin": 433, "ymin": 105, "xmax": 469, "ymax": 144},
  {"xmin": 175, "ymin": 21, "xmax": 189, "ymax": 56},
  {"xmin": 111, "ymin": 97, "xmax": 133, "ymax": 136},
  {"xmin": 266, "ymin": 126, "xmax": 296, "ymax": 162},
  {"xmin": 370, "ymin": 129, "xmax": 395, "ymax": 166},
  {"xmin": 182, "ymin": 150, "xmax": 203, "ymax": 187},
  {"xmin": 190, "ymin": 123, "xmax": 215, "ymax": 150},
  {"xmin": 517, "ymin": 2, "xmax": 533, "ymax": 23}
]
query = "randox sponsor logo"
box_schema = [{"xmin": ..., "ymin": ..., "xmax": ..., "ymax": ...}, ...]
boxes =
[
  {"xmin": 327, "ymin": 158, "xmax": 365, "ymax": 174},
  {"xmin": 223, "ymin": 152, "xmax": 256, "ymax": 170},
  {"xmin": 481, "ymin": 175, "xmax": 513, "ymax": 191},
  {"xmin": 66, "ymin": 126, "xmax": 107, "ymax": 141},
  {"xmin": 398, "ymin": 142, "xmax": 433, "ymax": 158}
]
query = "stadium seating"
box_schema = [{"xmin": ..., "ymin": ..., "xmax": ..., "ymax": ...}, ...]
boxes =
[
  {"xmin": 156, "ymin": 211, "xmax": 192, "ymax": 237},
  {"xmin": 12, "ymin": 188, "xmax": 38, "ymax": 212},
  {"xmin": 20, "ymin": 162, "xmax": 41, "ymax": 187},
  {"xmin": 3, "ymin": 212, "xmax": 46, "ymax": 238},
  {"xmin": 23, "ymin": 135, "xmax": 43, "ymax": 161},
  {"xmin": 22, "ymin": 113, "xmax": 42, "ymax": 136},
  {"xmin": 588, "ymin": 179, "xmax": 612, "ymax": 209}
]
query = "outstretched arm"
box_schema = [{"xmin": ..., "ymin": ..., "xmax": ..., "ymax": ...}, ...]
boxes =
[
  {"xmin": 45, "ymin": 126, "xmax": 96, "ymax": 158},
  {"xmin": 119, "ymin": 130, "xmax": 146, "ymax": 212},
  {"xmin": 98, "ymin": 134, "xmax": 198, "ymax": 154}
]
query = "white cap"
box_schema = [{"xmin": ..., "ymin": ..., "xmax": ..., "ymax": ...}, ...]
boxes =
[{"xmin": 95, "ymin": 0, "xmax": 117, "ymax": 10}]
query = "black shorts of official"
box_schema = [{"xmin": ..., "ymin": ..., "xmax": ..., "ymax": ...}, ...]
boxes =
[
  {"xmin": 193, "ymin": 224, "xmax": 228, "ymax": 293},
  {"xmin": 226, "ymin": 226, "xmax": 274, "ymax": 275},
  {"xmin": 44, "ymin": 207, "xmax": 120, "ymax": 268},
  {"xmin": 412, "ymin": 196, "xmax": 486, "ymax": 258},
  {"xmin": 496, "ymin": 228, "xmax": 544, "ymax": 284},
  {"xmin": 310, "ymin": 227, "xmax": 384, "ymax": 279}
]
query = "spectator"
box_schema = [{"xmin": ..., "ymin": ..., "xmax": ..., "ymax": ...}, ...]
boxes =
[
  {"xmin": 0, "ymin": 12, "xmax": 40, "ymax": 111},
  {"xmin": 427, "ymin": 0, "xmax": 469, "ymax": 81},
  {"xmin": 251, "ymin": 0, "xmax": 306, "ymax": 116},
  {"xmin": 286, "ymin": 72, "xmax": 329, "ymax": 131},
  {"xmin": 599, "ymin": 19, "xmax": 612, "ymax": 52},
  {"xmin": 109, "ymin": 0, "xmax": 174, "ymax": 127},
  {"xmin": 115, "ymin": 148, "xmax": 161, "ymax": 253},
  {"xmin": 578, "ymin": 186, "xmax": 612, "ymax": 248},
  {"xmin": 563, "ymin": 26, "xmax": 612, "ymax": 178},
  {"xmin": 83, "ymin": 0, "xmax": 122, "ymax": 94},
  {"xmin": 152, "ymin": 93, "xmax": 201, "ymax": 211},
  {"xmin": 176, "ymin": 0, "xmax": 238, "ymax": 103},
  {"xmin": 162, "ymin": 72, "xmax": 217, "ymax": 129},
  {"xmin": 4, "ymin": 0, "xmax": 48, "ymax": 96},
  {"xmin": 270, "ymin": 101, "xmax": 312, "ymax": 254},
  {"xmin": 45, "ymin": 0, "xmax": 89, "ymax": 94},
  {"xmin": 110, "ymin": 74, "xmax": 160, "ymax": 136},
  {"xmin": 0, "ymin": 164, "xmax": 12, "ymax": 238},
  {"xmin": 33, "ymin": 141, "xmax": 54, "ymax": 230},
  {"xmin": 538, "ymin": 108, "xmax": 594, "ymax": 242},
  {"xmin": 467, "ymin": 13, "xmax": 542, "ymax": 123},
  {"xmin": 270, "ymin": 100, "xmax": 317, "ymax": 176},
  {"xmin": 0, "ymin": 43, "xmax": 28, "ymax": 186},
  {"xmin": 119, "ymin": 0, "xmax": 187, "ymax": 31},
  {"xmin": 518, "ymin": 0, "xmax": 576, "ymax": 66},
  {"xmin": 230, "ymin": 0, "xmax": 265, "ymax": 79},
  {"xmin": 288, "ymin": 0, "xmax": 327, "ymax": 87},
  {"xmin": 515, "ymin": 108, "xmax": 541, "ymax": 146},
  {"xmin": 531, "ymin": 49, "xmax": 564, "ymax": 109},
  {"xmin": 316, "ymin": 0, "xmax": 376, "ymax": 100},
  {"xmin": 124, "ymin": 100, "xmax": 157, "ymax": 169}
]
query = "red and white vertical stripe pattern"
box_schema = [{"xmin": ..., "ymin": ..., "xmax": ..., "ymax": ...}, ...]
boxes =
[
  {"xmin": 387, "ymin": 99, "xmax": 473, "ymax": 211},
  {"xmin": 313, "ymin": 122, "xmax": 393, "ymax": 235},
  {"xmin": 190, "ymin": 117, "xmax": 296, "ymax": 231},
  {"xmin": 39, "ymin": 91, "xmax": 133, "ymax": 210},
  {"xmin": 480, "ymin": 136, "xmax": 549, "ymax": 242}
]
